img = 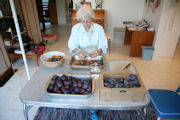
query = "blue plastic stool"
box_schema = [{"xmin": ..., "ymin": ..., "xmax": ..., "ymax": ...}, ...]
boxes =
[{"xmin": 148, "ymin": 89, "xmax": 180, "ymax": 120}]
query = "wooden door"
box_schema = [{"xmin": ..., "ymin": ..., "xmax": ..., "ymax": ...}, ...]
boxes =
[
  {"xmin": 0, "ymin": 34, "xmax": 13, "ymax": 86},
  {"xmin": 49, "ymin": 1, "xmax": 58, "ymax": 24}
]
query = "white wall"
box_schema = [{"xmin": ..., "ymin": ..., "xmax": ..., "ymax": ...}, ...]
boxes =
[
  {"xmin": 143, "ymin": 0, "xmax": 180, "ymax": 57},
  {"xmin": 56, "ymin": 0, "xmax": 67, "ymax": 25},
  {"xmin": 155, "ymin": 0, "xmax": 180, "ymax": 57},
  {"xmin": 103, "ymin": 0, "xmax": 145, "ymax": 33},
  {"xmin": 142, "ymin": 0, "xmax": 163, "ymax": 50},
  {"xmin": 71, "ymin": 0, "xmax": 144, "ymax": 33},
  {"xmin": 73, "ymin": 0, "xmax": 97, "ymax": 9},
  {"xmin": 142, "ymin": 0, "xmax": 163, "ymax": 34}
]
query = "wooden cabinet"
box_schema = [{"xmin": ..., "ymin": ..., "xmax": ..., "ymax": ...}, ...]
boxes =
[
  {"xmin": 71, "ymin": 10, "xmax": 104, "ymax": 27},
  {"xmin": 124, "ymin": 27, "xmax": 155, "ymax": 57},
  {"xmin": 49, "ymin": 1, "xmax": 58, "ymax": 24},
  {"xmin": 7, "ymin": 51, "xmax": 43, "ymax": 66},
  {"xmin": 2, "ymin": 36, "xmax": 43, "ymax": 66}
]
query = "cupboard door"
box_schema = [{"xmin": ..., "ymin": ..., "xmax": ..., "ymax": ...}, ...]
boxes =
[
  {"xmin": 49, "ymin": 1, "xmax": 58, "ymax": 24},
  {"xmin": 0, "ymin": 35, "xmax": 11, "ymax": 69},
  {"xmin": 0, "ymin": 49, "xmax": 8, "ymax": 75}
]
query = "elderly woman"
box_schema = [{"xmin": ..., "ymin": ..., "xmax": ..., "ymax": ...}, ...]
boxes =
[{"xmin": 68, "ymin": 5, "xmax": 108, "ymax": 58}]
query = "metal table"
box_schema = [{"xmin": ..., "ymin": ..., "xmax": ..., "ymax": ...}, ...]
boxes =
[{"xmin": 19, "ymin": 59, "xmax": 150, "ymax": 120}]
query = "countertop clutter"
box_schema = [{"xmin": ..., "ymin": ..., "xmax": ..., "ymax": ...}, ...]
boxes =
[
  {"xmin": 123, "ymin": 20, "xmax": 155, "ymax": 31},
  {"xmin": 19, "ymin": 58, "xmax": 149, "ymax": 119}
]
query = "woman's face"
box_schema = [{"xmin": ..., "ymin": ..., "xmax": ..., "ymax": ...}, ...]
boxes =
[{"xmin": 81, "ymin": 17, "xmax": 92, "ymax": 31}]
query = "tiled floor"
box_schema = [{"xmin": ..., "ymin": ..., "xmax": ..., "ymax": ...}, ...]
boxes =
[{"xmin": 0, "ymin": 25, "xmax": 180, "ymax": 120}]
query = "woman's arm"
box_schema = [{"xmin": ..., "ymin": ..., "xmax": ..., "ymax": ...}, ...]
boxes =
[
  {"xmin": 96, "ymin": 49, "xmax": 102, "ymax": 54},
  {"xmin": 68, "ymin": 26, "xmax": 79, "ymax": 54},
  {"xmin": 97, "ymin": 26, "xmax": 108, "ymax": 55}
]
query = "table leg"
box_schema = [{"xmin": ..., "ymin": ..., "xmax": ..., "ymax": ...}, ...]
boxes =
[
  {"xmin": 108, "ymin": 38, "xmax": 112, "ymax": 53},
  {"xmin": 157, "ymin": 117, "xmax": 161, "ymax": 120},
  {"xmin": 35, "ymin": 56, "xmax": 39, "ymax": 66},
  {"xmin": 144, "ymin": 107, "xmax": 147, "ymax": 119},
  {"xmin": 136, "ymin": 108, "xmax": 145, "ymax": 120},
  {"xmin": 136, "ymin": 106, "xmax": 148, "ymax": 120},
  {"xmin": 23, "ymin": 104, "xmax": 32, "ymax": 120}
]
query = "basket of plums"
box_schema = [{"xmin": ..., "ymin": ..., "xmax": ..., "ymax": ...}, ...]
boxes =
[
  {"xmin": 46, "ymin": 74, "xmax": 95, "ymax": 98},
  {"xmin": 100, "ymin": 74, "xmax": 146, "ymax": 101},
  {"xmin": 40, "ymin": 51, "xmax": 65, "ymax": 68}
]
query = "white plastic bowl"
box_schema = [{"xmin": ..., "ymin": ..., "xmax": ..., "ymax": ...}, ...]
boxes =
[{"xmin": 40, "ymin": 51, "xmax": 65, "ymax": 68}]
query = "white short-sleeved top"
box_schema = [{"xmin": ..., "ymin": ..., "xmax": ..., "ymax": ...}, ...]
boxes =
[{"xmin": 68, "ymin": 23, "xmax": 108, "ymax": 55}]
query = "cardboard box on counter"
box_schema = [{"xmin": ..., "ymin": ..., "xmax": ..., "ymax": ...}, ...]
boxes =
[{"xmin": 99, "ymin": 60, "xmax": 146, "ymax": 102}]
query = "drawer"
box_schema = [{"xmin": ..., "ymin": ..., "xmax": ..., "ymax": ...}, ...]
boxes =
[
  {"xmin": 71, "ymin": 10, "xmax": 104, "ymax": 27},
  {"xmin": 72, "ymin": 10, "xmax": 104, "ymax": 18},
  {"xmin": 94, "ymin": 10, "xmax": 104, "ymax": 18},
  {"xmin": 94, "ymin": 19, "xmax": 104, "ymax": 27},
  {"xmin": 71, "ymin": 19, "xmax": 79, "ymax": 26}
]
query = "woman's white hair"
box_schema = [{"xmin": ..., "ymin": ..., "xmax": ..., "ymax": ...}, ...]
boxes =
[{"xmin": 76, "ymin": 5, "xmax": 94, "ymax": 21}]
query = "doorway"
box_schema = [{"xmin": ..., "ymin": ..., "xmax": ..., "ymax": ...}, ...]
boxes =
[
  {"xmin": 65, "ymin": 0, "xmax": 73, "ymax": 25},
  {"xmin": 36, "ymin": 0, "xmax": 58, "ymax": 32}
]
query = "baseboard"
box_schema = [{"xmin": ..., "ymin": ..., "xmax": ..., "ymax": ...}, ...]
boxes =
[{"xmin": 152, "ymin": 56, "xmax": 173, "ymax": 59}]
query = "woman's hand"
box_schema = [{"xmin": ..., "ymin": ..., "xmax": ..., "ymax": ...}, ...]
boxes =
[
  {"xmin": 90, "ymin": 49, "xmax": 102, "ymax": 58},
  {"xmin": 78, "ymin": 51, "xmax": 86, "ymax": 58},
  {"xmin": 73, "ymin": 49, "xmax": 86, "ymax": 58}
]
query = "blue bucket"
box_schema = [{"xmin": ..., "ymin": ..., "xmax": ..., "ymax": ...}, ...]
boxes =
[{"xmin": 141, "ymin": 46, "xmax": 154, "ymax": 60}]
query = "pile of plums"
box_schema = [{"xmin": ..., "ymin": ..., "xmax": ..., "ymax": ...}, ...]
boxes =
[
  {"xmin": 47, "ymin": 74, "xmax": 92, "ymax": 95},
  {"xmin": 47, "ymin": 56, "xmax": 63, "ymax": 62},
  {"xmin": 104, "ymin": 74, "xmax": 140, "ymax": 88}
]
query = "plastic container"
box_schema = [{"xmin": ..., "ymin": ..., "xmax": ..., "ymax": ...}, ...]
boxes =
[
  {"xmin": 89, "ymin": 63, "xmax": 102, "ymax": 75},
  {"xmin": 141, "ymin": 46, "xmax": 154, "ymax": 60},
  {"xmin": 46, "ymin": 74, "xmax": 95, "ymax": 99},
  {"xmin": 43, "ymin": 34, "xmax": 56, "ymax": 45}
]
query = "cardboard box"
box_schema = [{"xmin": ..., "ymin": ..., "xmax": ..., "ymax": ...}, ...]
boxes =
[{"xmin": 100, "ymin": 60, "xmax": 145, "ymax": 102}]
